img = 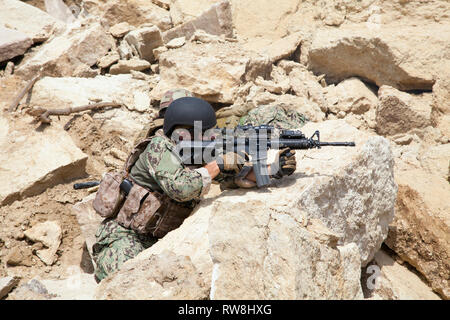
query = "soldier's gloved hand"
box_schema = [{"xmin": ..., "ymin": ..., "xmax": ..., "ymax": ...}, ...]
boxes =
[
  {"xmin": 269, "ymin": 148, "xmax": 297, "ymax": 179},
  {"xmin": 217, "ymin": 152, "xmax": 245, "ymax": 173}
]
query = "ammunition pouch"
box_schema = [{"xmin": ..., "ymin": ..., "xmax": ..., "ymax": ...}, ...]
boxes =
[{"xmin": 93, "ymin": 136, "xmax": 195, "ymax": 238}]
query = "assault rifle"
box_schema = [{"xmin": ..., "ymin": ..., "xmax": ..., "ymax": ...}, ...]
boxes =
[{"xmin": 175, "ymin": 125, "xmax": 356, "ymax": 188}]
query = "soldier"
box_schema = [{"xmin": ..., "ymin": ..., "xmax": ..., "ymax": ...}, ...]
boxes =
[
  {"xmin": 133, "ymin": 88, "xmax": 194, "ymax": 145},
  {"xmin": 92, "ymin": 96, "xmax": 297, "ymax": 282}
]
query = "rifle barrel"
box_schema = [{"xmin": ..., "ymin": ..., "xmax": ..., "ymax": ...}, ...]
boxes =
[{"xmin": 319, "ymin": 142, "xmax": 355, "ymax": 146}]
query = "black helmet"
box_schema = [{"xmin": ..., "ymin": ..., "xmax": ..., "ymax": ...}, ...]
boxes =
[{"xmin": 163, "ymin": 97, "xmax": 217, "ymax": 136}]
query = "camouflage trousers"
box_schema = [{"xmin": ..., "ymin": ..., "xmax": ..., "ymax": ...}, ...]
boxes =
[{"xmin": 92, "ymin": 218, "xmax": 158, "ymax": 282}]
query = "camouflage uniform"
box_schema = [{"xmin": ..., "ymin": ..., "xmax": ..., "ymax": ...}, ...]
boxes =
[
  {"xmin": 93, "ymin": 130, "xmax": 210, "ymax": 282},
  {"xmin": 238, "ymin": 104, "xmax": 308, "ymax": 129}
]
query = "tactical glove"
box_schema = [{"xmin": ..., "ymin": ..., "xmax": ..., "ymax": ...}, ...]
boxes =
[
  {"xmin": 269, "ymin": 148, "xmax": 297, "ymax": 179},
  {"xmin": 217, "ymin": 152, "xmax": 246, "ymax": 173}
]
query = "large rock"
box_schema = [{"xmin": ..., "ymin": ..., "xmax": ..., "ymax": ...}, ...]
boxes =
[
  {"xmin": 385, "ymin": 170, "xmax": 450, "ymax": 299},
  {"xmin": 308, "ymin": 25, "xmax": 450, "ymax": 91},
  {"xmin": 376, "ymin": 86, "xmax": 432, "ymax": 137},
  {"xmin": 16, "ymin": 22, "xmax": 114, "ymax": 77},
  {"xmin": 231, "ymin": 0, "xmax": 300, "ymax": 40},
  {"xmin": 0, "ymin": 0, "xmax": 65, "ymax": 42},
  {"xmin": 0, "ymin": 27, "xmax": 33, "ymax": 63},
  {"xmin": 24, "ymin": 221, "xmax": 62, "ymax": 266},
  {"xmin": 163, "ymin": 0, "xmax": 233, "ymax": 44},
  {"xmin": 0, "ymin": 114, "xmax": 87, "ymax": 205},
  {"xmin": 29, "ymin": 74, "xmax": 154, "ymax": 138},
  {"xmin": 153, "ymin": 42, "xmax": 271, "ymax": 103},
  {"xmin": 364, "ymin": 249, "xmax": 441, "ymax": 300},
  {"xmin": 124, "ymin": 26, "xmax": 164, "ymax": 62},
  {"xmin": 82, "ymin": 0, "xmax": 172, "ymax": 31},
  {"xmin": 95, "ymin": 120, "xmax": 397, "ymax": 299}
]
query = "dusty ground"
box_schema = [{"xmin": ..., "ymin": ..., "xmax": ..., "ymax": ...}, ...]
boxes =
[{"xmin": 0, "ymin": 75, "xmax": 130, "ymax": 288}]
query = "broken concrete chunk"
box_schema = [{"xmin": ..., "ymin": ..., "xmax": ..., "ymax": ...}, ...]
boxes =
[
  {"xmin": 0, "ymin": 27, "xmax": 33, "ymax": 63},
  {"xmin": 163, "ymin": 0, "xmax": 233, "ymax": 44},
  {"xmin": 124, "ymin": 26, "xmax": 164, "ymax": 62}
]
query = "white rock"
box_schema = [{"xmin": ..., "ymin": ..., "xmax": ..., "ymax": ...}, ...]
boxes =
[
  {"xmin": 0, "ymin": 114, "xmax": 87, "ymax": 205},
  {"xmin": 29, "ymin": 75, "xmax": 154, "ymax": 139},
  {"xmin": 0, "ymin": 0, "xmax": 65, "ymax": 42},
  {"xmin": 39, "ymin": 271, "xmax": 98, "ymax": 300},
  {"xmin": 327, "ymin": 78, "xmax": 378, "ymax": 115},
  {"xmin": 16, "ymin": 22, "xmax": 114, "ymax": 77},
  {"xmin": 0, "ymin": 27, "xmax": 33, "ymax": 63},
  {"xmin": 166, "ymin": 37, "xmax": 186, "ymax": 49},
  {"xmin": 109, "ymin": 59, "xmax": 151, "ymax": 75},
  {"xmin": 163, "ymin": 0, "xmax": 233, "ymax": 44},
  {"xmin": 44, "ymin": 0, "xmax": 76, "ymax": 23},
  {"xmin": 124, "ymin": 26, "xmax": 164, "ymax": 62},
  {"xmin": 153, "ymin": 41, "xmax": 271, "ymax": 103},
  {"xmin": 109, "ymin": 22, "xmax": 134, "ymax": 38},
  {"xmin": 71, "ymin": 194, "xmax": 103, "ymax": 266},
  {"xmin": 83, "ymin": 0, "xmax": 172, "ymax": 31},
  {"xmin": 308, "ymin": 25, "xmax": 450, "ymax": 91},
  {"xmin": 24, "ymin": 221, "xmax": 62, "ymax": 266},
  {"xmin": 97, "ymin": 52, "xmax": 120, "ymax": 69},
  {"xmin": 95, "ymin": 120, "xmax": 396, "ymax": 299}
]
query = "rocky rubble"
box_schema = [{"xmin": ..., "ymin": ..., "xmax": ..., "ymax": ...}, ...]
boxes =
[
  {"xmin": 0, "ymin": 0, "xmax": 448, "ymax": 300},
  {"xmin": 95, "ymin": 121, "xmax": 396, "ymax": 299}
]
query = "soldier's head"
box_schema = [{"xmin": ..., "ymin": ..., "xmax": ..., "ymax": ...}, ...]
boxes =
[
  {"xmin": 158, "ymin": 88, "xmax": 194, "ymax": 119},
  {"xmin": 163, "ymin": 97, "xmax": 217, "ymax": 141}
]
